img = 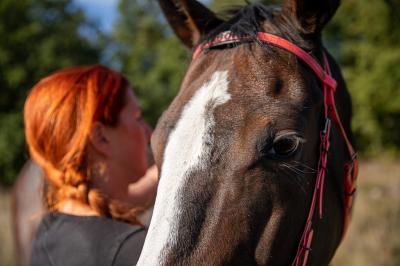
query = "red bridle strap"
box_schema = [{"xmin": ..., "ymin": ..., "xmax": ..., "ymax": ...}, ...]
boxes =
[
  {"xmin": 192, "ymin": 31, "xmax": 358, "ymax": 266},
  {"xmin": 193, "ymin": 32, "xmax": 337, "ymax": 90},
  {"xmin": 256, "ymin": 33, "xmax": 337, "ymax": 90}
]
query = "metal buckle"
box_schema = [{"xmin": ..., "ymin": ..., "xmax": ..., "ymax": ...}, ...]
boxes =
[{"xmin": 322, "ymin": 118, "xmax": 331, "ymax": 135}]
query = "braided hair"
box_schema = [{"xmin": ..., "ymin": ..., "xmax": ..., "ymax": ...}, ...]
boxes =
[{"xmin": 24, "ymin": 65, "xmax": 140, "ymax": 224}]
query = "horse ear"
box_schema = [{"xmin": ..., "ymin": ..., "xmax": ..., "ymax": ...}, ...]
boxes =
[
  {"xmin": 158, "ymin": 0, "xmax": 223, "ymax": 48},
  {"xmin": 282, "ymin": 0, "xmax": 340, "ymax": 35}
]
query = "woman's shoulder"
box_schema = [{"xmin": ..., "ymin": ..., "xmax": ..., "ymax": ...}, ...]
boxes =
[
  {"xmin": 112, "ymin": 227, "xmax": 147, "ymax": 266},
  {"xmin": 41, "ymin": 212, "xmax": 142, "ymax": 233},
  {"xmin": 37, "ymin": 212, "xmax": 145, "ymax": 245},
  {"xmin": 31, "ymin": 212, "xmax": 146, "ymax": 266}
]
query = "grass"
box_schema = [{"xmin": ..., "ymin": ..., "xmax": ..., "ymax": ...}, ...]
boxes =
[{"xmin": 0, "ymin": 160, "xmax": 399, "ymax": 265}]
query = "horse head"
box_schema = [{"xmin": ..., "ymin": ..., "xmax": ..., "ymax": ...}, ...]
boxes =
[{"xmin": 138, "ymin": 0, "xmax": 356, "ymax": 265}]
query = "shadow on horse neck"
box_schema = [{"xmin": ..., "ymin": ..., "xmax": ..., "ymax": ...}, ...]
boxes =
[{"xmin": 139, "ymin": 1, "xmax": 354, "ymax": 265}]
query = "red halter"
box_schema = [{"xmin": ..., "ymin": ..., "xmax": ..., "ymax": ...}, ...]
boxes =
[{"xmin": 193, "ymin": 31, "xmax": 359, "ymax": 266}]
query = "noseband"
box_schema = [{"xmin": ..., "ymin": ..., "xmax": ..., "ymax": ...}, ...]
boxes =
[{"xmin": 192, "ymin": 31, "xmax": 359, "ymax": 266}]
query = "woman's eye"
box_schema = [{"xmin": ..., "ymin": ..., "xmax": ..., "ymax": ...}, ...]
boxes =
[{"xmin": 264, "ymin": 136, "xmax": 301, "ymax": 159}]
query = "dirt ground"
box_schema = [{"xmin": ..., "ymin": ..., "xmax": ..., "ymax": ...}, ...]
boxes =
[
  {"xmin": 332, "ymin": 160, "xmax": 400, "ymax": 265},
  {"xmin": 1, "ymin": 160, "xmax": 399, "ymax": 266}
]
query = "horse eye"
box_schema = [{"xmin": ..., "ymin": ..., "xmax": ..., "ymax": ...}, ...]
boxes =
[{"xmin": 265, "ymin": 136, "xmax": 301, "ymax": 159}]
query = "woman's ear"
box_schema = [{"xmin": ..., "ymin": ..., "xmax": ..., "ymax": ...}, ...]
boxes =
[{"xmin": 88, "ymin": 122, "xmax": 111, "ymax": 156}]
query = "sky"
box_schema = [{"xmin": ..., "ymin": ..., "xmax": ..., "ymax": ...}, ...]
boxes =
[
  {"xmin": 74, "ymin": 0, "xmax": 119, "ymax": 33},
  {"xmin": 73, "ymin": 0, "xmax": 211, "ymax": 33}
]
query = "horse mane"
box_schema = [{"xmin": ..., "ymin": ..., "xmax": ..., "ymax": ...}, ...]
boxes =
[{"xmin": 202, "ymin": 3, "xmax": 314, "ymax": 51}]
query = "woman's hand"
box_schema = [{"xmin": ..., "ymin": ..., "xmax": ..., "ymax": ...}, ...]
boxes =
[{"xmin": 128, "ymin": 164, "xmax": 158, "ymax": 208}]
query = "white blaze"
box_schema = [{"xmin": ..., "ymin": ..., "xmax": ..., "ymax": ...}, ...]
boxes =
[{"xmin": 137, "ymin": 71, "xmax": 231, "ymax": 265}]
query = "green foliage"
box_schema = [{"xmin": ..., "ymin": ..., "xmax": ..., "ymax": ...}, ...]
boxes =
[
  {"xmin": 212, "ymin": 0, "xmax": 247, "ymax": 11},
  {"xmin": 0, "ymin": 113, "xmax": 25, "ymax": 185},
  {"xmin": 109, "ymin": 0, "xmax": 287, "ymax": 127},
  {"xmin": 0, "ymin": 0, "xmax": 103, "ymax": 185},
  {"xmin": 212, "ymin": 0, "xmax": 281, "ymax": 13},
  {"xmin": 325, "ymin": 0, "xmax": 400, "ymax": 156},
  {"xmin": 110, "ymin": 0, "xmax": 188, "ymax": 126}
]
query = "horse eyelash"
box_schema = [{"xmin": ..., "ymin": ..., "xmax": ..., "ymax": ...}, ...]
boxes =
[{"xmin": 274, "ymin": 131, "xmax": 306, "ymax": 144}]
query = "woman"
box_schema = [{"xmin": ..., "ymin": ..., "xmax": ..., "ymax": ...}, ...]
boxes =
[{"xmin": 24, "ymin": 65, "xmax": 158, "ymax": 266}]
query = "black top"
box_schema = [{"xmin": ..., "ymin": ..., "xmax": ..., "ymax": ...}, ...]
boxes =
[{"xmin": 30, "ymin": 212, "xmax": 146, "ymax": 266}]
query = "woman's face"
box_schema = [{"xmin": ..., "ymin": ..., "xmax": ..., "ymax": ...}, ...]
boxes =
[{"xmin": 105, "ymin": 89, "xmax": 152, "ymax": 186}]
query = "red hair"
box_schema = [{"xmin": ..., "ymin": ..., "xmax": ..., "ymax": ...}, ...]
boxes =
[{"xmin": 24, "ymin": 65, "xmax": 139, "ymax": 224}]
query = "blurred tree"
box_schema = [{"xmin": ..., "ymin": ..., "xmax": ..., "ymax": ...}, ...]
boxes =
[
  {"xmin": 0, "ymin": 0, "xmax": 103, "ymax": 185},
  {"xmin": 109, "ymin": 0, "xmax": 285, "ymax": 127},
  {"xmin": 212, "ymin": 0, "xmax": 247, "ymax": 11},
  {"xmin": 212, "ymin": 0, "xmax": 281, "ymax": 12},
  {"xmin": 325, "ymin": 0, "xmax": 400, "ymax": 156},
  {"xmin": 110, "ymin": 0, "xmax": 188, "ymax": 126}
]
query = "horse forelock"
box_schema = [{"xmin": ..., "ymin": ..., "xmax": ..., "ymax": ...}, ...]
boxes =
[{"xmin": 201, "ymin": 3, "xmax": 314, "ymax": 54}]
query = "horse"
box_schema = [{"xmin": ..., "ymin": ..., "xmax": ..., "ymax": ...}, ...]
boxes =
[{"xmin": 137, "ymin": 0, "xmax": 358, "ymax": 265}]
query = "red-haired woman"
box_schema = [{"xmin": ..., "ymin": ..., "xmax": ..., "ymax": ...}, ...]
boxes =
[{"xmin": 24, "ymin": 65, "xmax": 158, "ymax": 265}]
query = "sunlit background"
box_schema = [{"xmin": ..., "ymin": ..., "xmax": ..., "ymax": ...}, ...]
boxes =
[
  {"xmin": 74, "ymin": 0, "xmax": 118, "ymax": 33},
  {"xmin": 0, "ymin": 0, "xmax": 399, "ymax": 265}
]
